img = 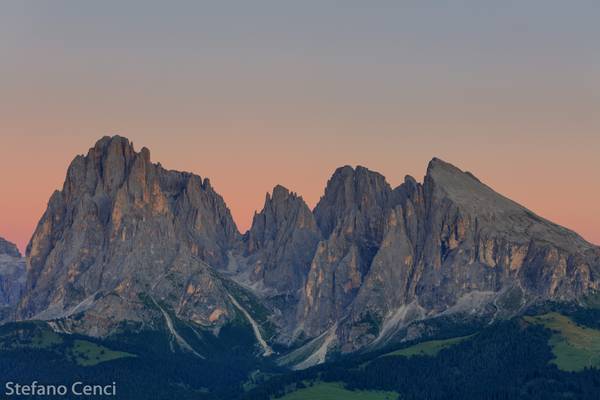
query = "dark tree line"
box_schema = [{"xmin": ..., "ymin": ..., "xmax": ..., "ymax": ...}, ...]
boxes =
[
  {"xmin": 241, "ymin": 320, "xmax": 600, "ymax": 400},
  {"xmin": 4, "ymin": 310, "xmax": 600, "ymax": 400}
]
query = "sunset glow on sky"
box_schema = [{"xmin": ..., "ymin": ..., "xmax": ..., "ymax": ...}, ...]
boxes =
[{"xmin": 1, "ymin": 2, "xmax": 599, "ymax": 253}]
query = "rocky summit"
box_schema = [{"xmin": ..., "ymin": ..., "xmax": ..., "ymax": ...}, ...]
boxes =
[
  {"xmin": 13, "ymin": 136, "xmax": 600, "ymax": 367},
  {"xmin": 18, "ymin": 136, "xmax": 241, "ymax": 337}
]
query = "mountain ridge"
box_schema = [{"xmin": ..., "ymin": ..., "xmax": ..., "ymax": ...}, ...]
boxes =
[{"xmin": 10, "ymin": 135, "xmax": 600, "ymax": 368}]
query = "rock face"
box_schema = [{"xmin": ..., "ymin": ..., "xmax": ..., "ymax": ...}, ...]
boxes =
[
  {"xmin": 286, "ymin": 159, "xmax": 600, "ymax": 359},
  {"xmin": 298, "ymin": 166, "xmax": 393, "ymax": 338},
  {"xmin": 0, "ymin": 237, "xmax": 22, "ymax": 258},
  {"xmin": 0, "ymin": 237, "xmax": 26, "ymax": 320},
  {"xmin": 241, "ymin": 185, "xmax": 322, "ymax": 342},
  {"xmin": 331, "ymin": 160, "xmax": 599, "ymax": 349},
  {"xmin": 244, "ymin": 185, "xmax": 321, "ymax": 296},
  {"xmin": 14, "ymin": 136, "xmax": 600, "ymax": 364},
  {"xmin": 18, "ymin": 136, "xmax": 241, "ymax": 336}
]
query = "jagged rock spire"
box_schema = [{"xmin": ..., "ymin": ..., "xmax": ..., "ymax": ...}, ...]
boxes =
[{"xmin": 245, "ymin": 184, "xmax": 321, "ymax": 295}]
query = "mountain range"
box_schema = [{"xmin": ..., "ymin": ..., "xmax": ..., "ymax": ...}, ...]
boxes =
[{"xmin": 6, "ymin": 135, "xmax": 600, "ymax": 370}]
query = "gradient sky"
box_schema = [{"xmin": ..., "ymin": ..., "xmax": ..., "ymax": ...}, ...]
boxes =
[{"xmin": 1, "ymin": 1, "xmax": 599, "ymax": 253}]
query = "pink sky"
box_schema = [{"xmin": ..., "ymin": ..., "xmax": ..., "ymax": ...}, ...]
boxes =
[
  {"xmin": 1, "ymin": 3, "xmax": 599, "ymax": 254},
  {"xmin": 1, "ymin": 129, "xmax": 599, "ymax": 254}
]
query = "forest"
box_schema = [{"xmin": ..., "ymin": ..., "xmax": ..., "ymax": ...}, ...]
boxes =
[{"xmin": 3, "ymin": 308, "xmax": 600, "ymax": 399}]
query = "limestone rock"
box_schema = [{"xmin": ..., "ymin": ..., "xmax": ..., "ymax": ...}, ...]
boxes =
[
  {"xmin": 13, "ymin": 136, "xmax": 600, "ymax": 361},
  {"xmin": 298, "ymin": 166, "xmax": 393, "ymax": 337},
  {"xmin": 0, "ymin": 237, "xmax": 21, "ymax": 258},
  {"xmin": 18, "ymin": 136, "xmax": 241, "ymax": 336},
  {"xmin": 337, "ymin": 158, "xmax": 600, "ymax": 350},
  {"xmin": 244, "ymin": 185, "xmax": 321, "ymax": 296},
  {"xmin": 0, "ymin": 237, "xmax": 26, "ymax": 320}
]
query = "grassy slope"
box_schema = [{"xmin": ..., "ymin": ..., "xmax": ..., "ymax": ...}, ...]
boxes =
[
  {"xmin": 0, "ymin": 323, "xmax": 62, "ymax": 349},
  {"xmin": 278, "ymin": 382, "xmax": 397, "ymax": 400},
  {"xmin": 70, "ymin": 339, "xmax": 135, "ymax": 366},
  {"xmin": 383, "ymin": 334, "xmax": 473, "ymax": 358},
  {"xmin": 0, "ymin": 322, "xmax": 135, "ymax": 366},
  {"xmin": 524, "ymin": 312, "xmax": 600, "ymax": 371}
]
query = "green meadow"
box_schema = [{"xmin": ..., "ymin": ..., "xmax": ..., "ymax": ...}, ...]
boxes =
[
  {"xmin": 525, "ymin": 312, "xmax": 600, "ymax": 372},
  {"xmin": 278, "ymin": 382, "xmax": 397, "ymax": 400},
  {"xmin": 383, "ymin": 334, "xmax": 473, "ymax": 358},
  {"xmin": 70, "ymin": 339, "xmax": 135, "ymax": 366},
  {"xmin": 0, "ymin": 323, "xmax": 135, "ymax": 367}
]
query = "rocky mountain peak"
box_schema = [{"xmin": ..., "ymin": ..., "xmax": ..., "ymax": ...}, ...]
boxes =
[
  {"xmin": 424, "ymin": 157, "xmax": 522, "ymax": 216},
  {"xmin": 421, "ymin": 157, "xmax": 589, "ymax": 248},
  {"xmin": 314, "ymin": 165, "xmax": 392, "ymax": 239},
  {"xmin": 18, "ymin": 136, "xmax": 241, "ymax": 335},
  {"xmin": 244, "ymin": 185, "xmax": 321, "ymax": 298},
  {"xmin": 258, "ymin": 184, "xmax": 304, "ymax": 222},
  {"xmin": 61, "ymin": 135, "xmax": 149, "ymax": 201},
  {"xmin": 270, "ymin": 184, "xmax": 291, "ymax": 201},
  {"xmin": 248, "ymin": 185, "xmax": 317, "ymax": 247},
  {"xmin": 298, "ymin": 167, "xmax": 394, "ymax": 338},
  {"xmin": 0, "ymin": 237, "xmax": 21, "ymax": 258},
  {"xmin": 426, "ymin": 156, "xmax": 461, "ymax": 172}
]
